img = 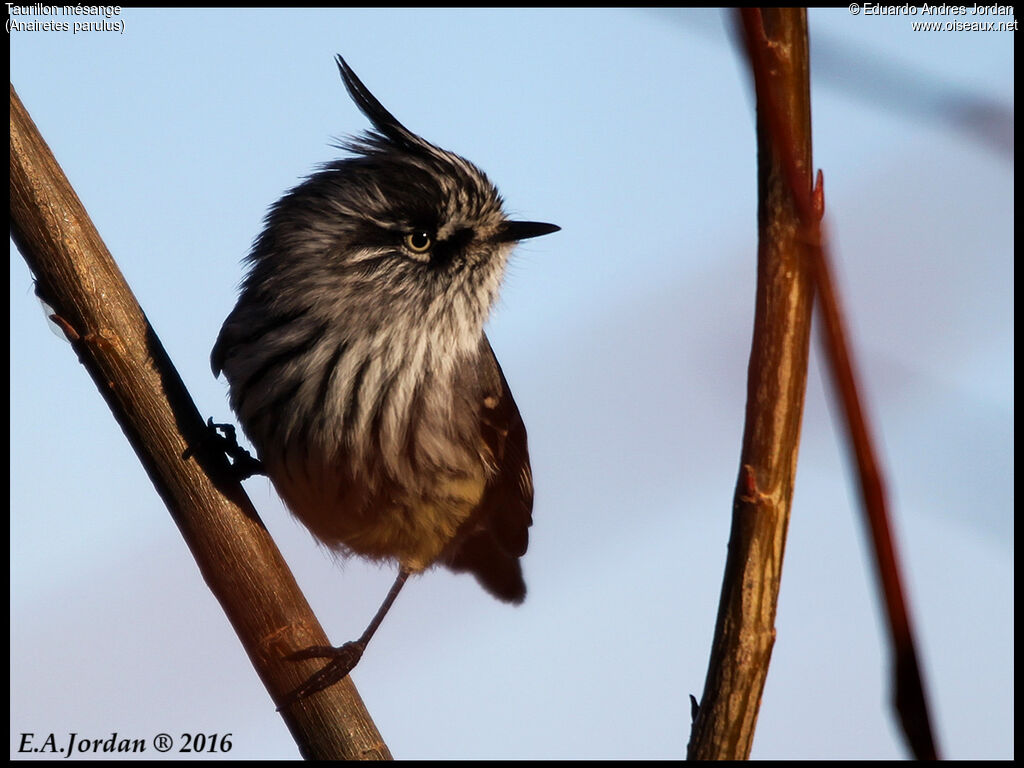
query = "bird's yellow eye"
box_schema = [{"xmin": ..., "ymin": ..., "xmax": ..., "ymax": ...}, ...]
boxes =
[{"xmin": 404, "ymin": 230, "xmax": 433, "ymax": 254}]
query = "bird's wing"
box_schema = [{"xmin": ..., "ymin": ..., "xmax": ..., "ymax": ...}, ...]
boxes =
[{"xmin": 444, "ymin": 334, "xmax": 534, "ymax": 603}]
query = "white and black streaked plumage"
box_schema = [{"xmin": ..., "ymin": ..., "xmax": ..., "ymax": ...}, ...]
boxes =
[{"xmin": 212, "ymin": 56, "xmax": 557, "ymax": 605}]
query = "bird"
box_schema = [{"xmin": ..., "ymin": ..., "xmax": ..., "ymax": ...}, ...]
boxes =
[{"xmin": 211, "ymin": 55, "xmax": 558, "ymax": 703}]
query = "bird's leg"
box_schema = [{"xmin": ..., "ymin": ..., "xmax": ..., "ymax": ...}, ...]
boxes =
[
  {"xmin": 279, "ymin": 569, "xmax": 411, "ymax": 708},
  {"xmin": 191, "ymin": 417, "xmax": 266, "ymax": 479}
]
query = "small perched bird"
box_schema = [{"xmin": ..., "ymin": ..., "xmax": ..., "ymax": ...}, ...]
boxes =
[{"xmin": 211, "ymin": 56, "xmax": 558, "ymax": 702}]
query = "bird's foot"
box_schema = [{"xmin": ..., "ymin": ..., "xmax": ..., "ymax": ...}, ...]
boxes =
[
  {"xmin": 277, "ymin": 641, "xmax": 366, "ymax": 709},
  {"xmin": 188, "ymin": 418, "xmax": 265, "ymax": 479}
]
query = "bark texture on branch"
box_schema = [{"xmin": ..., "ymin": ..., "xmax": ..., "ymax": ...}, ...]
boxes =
[
  {"xmin": 11, "ymin": 82, "xmax": 391, "ymax": 761},
  {"xmin": 687, "ymin": 9, "xmax": 815, "ymax": 759}
]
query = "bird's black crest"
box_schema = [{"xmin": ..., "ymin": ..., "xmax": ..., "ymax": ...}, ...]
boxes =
[{"xmin": 335, "ymin": 55, "xmax": 428, "ymax": 156}]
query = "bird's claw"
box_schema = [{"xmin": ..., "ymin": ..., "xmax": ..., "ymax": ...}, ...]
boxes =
[
  {"xmin": 200, "ymin": 418, "xmax": 266, "ymax": 479},
  {"xmin": 277, "ymin": 641, "xmax": 366, "ymax": 709}
]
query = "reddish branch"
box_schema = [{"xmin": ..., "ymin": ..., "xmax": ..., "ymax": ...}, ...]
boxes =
[
  {"xmin": 738, "ymin": 8, "xmax": 938, "ymax": 760},
  {"xmin": 693, "ymin": 8, "xmax": 939, "ymax": 760}
]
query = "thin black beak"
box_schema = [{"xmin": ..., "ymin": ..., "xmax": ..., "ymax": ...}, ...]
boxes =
[{"xmin": 496, "ymin": 220, "xmax": 561, "ymax": 243}]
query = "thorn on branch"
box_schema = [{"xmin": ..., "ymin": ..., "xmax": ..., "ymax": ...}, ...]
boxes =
[{"xmin": 813, "ymin": 169, "xmax": 825, "ymax": 220}]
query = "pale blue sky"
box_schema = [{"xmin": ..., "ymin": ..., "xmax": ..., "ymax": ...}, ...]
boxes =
[{"xmin": 11, "ymin": 8, "xmax": 1012, "ymax": 760}]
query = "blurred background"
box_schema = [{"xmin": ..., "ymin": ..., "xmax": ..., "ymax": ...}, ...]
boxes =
[{"xmin": 10, "ymin": 8, "xmax": 1012, "ymax": 760}]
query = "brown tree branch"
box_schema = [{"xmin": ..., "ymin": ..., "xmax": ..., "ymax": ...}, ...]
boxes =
[
  {"xmin": 688, "ymin": 8, "xmax": 939, "ymax": 759},
  {"xmin": 687, "ymin": 9, "xmax": 816, "ymax": 759},
  {"xmin": 736, "ymin": 9, "xmax": 939, "ymax": 759},
  {"xmin": 10, "ymin": 82, "xmax": 391, "ymax": 761}
]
